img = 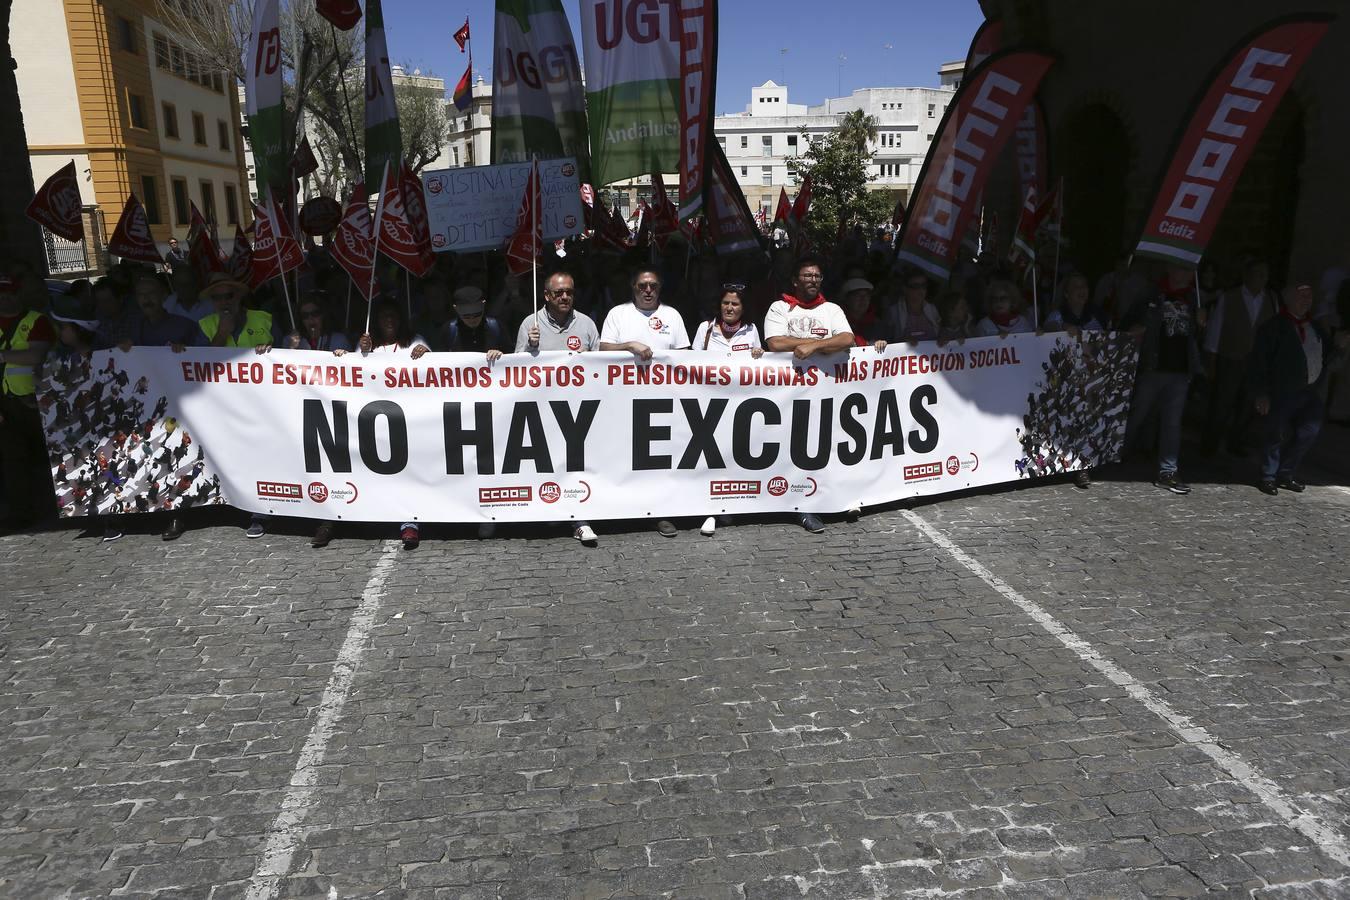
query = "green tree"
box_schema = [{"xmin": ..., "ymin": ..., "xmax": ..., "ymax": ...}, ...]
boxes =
[{"xmin": 798, "ymin": 111, "xmax": 895, "ymax": 254}]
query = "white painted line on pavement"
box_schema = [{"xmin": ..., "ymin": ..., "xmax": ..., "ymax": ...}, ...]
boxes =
[
  {"xmin": 901, "ymin": 509, "xmax": 1350, "ymax": 870},
  {"xmin": 244, "ymin": 540, "xmax": 402, "ymax": 900}
]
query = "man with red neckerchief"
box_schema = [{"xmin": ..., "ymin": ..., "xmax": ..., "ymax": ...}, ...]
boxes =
[
  {"xmin": 763, "ymin": 255, "xmax": 855, "ymax": 533},
  {"xmin": 1248, "ymin": 281, "xmax": 1349, "ymax": 496}
]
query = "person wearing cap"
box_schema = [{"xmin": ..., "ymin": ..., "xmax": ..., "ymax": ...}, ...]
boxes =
[
  {"xmin": 0, "ymin": 274, "xmax": 58, "ymax": 530},
  {"xmin": 839, "ymin": 278, "xmax": 889, "ymax": 353},
  {"xmin": 1248, "ymin": 281, "xmax": 1350, "ymax": 496},
  {"xmin": 197, "ymin": 272, "xmax": 275, "ymax": 350},
  {"xmin": 600, "ymin": 267, "xmax": 690, "ymax": 539},
  {"xmin": 445, "ymin": 286, "xmax": 507, "ymax": 360},
  {"xmin": 121, "ymin": 271, "xmax": 199, "ymax": 350},
  {"xmin": 517, "ymin": 270, "xmax": 602, "ymax": 546}
]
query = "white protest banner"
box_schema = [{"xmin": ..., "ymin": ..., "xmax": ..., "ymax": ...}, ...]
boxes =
[
  {"xmin": 42, "ymin": 335, "xmax": 1137, "ymax": 524},
  {"xmin": 422, "ymin": 158, "xmax": 585, "ymax": 253}
]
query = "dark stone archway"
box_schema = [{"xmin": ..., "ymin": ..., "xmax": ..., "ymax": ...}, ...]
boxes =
[
  {"xmin": 0, "ymin": 0, "xmax": 42, "ymax": 268},
  {"xmin": 1059, "ymin": 103, "xmax": 1132, "ymax": 285}
]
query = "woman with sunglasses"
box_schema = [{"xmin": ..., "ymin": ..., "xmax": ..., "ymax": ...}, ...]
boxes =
[
  {"xmin": 286, "ymin": 291, "xmax": 351, "ymax": 353},
  {"xmin": 692, "ymin": 284, "xmax": 764, "ymax": 358}
]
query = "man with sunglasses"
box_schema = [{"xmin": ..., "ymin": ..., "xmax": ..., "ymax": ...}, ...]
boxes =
[
  {"xmin": 518, "ymin": 270, "xmax": 602, "ymax": 545},
  {"xmin": 600, "ymin": 267, "xmax": 690, "ymax": 537}
]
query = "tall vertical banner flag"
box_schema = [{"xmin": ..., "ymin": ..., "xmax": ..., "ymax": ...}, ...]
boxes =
[
  {"xmin": 1134, "ymin": 15, "xmax": 1331, "ymax": 267},
  {"xmin": 25, "ymin": 160, "xmax": 84, "ymax": 242},
  {"xmin": 965, "ymin": 19, "xmax": 1004, "ymax": 74},
  {"xmin": 895, "ymin": 50, "xmax": 1055, "ymax": 282},
  {"xmin": 579, "ymin": 0, "xmax": 681, "ymax": 187},
  {"xmin": 364, "ymin": 0, "xmax": 403, "ymax": 190},
  {"xmin": 245, "ymin": 0, "xmax": 287, "ymax": 195},
  {"xmin": 704, "ymin": 142, "xmax": 763, "ymax": 256},
  {"xmin": 491, "ymin": 1, "xmax": 590, "ymax": 180},
  {"xmin": 677, "ymin": 0, "xmax": 717, "ymax": 223}
]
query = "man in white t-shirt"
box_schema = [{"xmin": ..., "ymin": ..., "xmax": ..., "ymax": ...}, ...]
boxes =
[
  {"xmin": 599, "ymin": 268, "xmax": 690, "ymax": 359},
  {"xmin": 763, "ymin": 255, "xmax": 855, "ymax": 534},
  {"xmin": 599, "ymin": 267, "xmax": 689, "ymax": 537}
]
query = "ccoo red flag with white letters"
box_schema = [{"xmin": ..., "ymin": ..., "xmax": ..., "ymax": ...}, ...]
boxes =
[
  {"xmin": 1134, "ymin": 16, "xmax": 1331, "ymax": 268},
  {"xmin": 26, "ymin": 160, "xmax": 84, "ymax": 243},
  {"xmin": 107, "ymin": 195, "xmax": 163, "ymax": 265},
  {"xmin": 895, "ymin": 50, "xmax": 1054, "ymax": 281}
]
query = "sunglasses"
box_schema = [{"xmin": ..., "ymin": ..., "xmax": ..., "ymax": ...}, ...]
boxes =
[
  {"xmin": 636, "ymin": 282, "xmax": 660, "ymax": 292},
  {"xmin": 722, "ymin": 282, "xmax": 746, "ymax": 292}
]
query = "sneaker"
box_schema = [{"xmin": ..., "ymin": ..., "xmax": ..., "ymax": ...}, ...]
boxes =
[
  {"xmin": 311, "ymin": 522, "xmax": 335, "ymax": 548},
  {"xmin": 102, "ymin": 524, "xmax": 124, "ymax": 543},
  {"xmin": 161, "ymin": 515, "xmax": 185, "ymax": 542},
  {"xmin": 1258, "ymin": 480, "xmax": 1279, "ymax": 496},
  {"xmin": 1276, "ymin": 477, "xmax": 1306, "ymax": 493},
  {"xmin": 1154, "ymin": 472, "xmax": 1191, "ymax": 495},
  {"xmin": 478, "ymin": 522, "xmax": 497, "ymax": 539},
  {"xmin": 1073, "ymin": 470, "xmax": 1092, "ymax": 489},
  {"xmin": 800, "ymin": 513, "xmax": 826, "ymax": 534},
  {"xmin": 656, "ymin": 519, "xmax": 677, "ymax": 538},
  {"xmin": 245, "ymin": 518, "xmax": 266, "ymax": 538},
  {"xmin": 574, "ymin": 524, "xmax": 598, "ymax": 545},
  {"xmin": 400, "ymin": 526, "xmax": 420, "ymax": 550},
  {"xmin": 700, "ymin": 516, "xmax": 717, "ymax": 536}
]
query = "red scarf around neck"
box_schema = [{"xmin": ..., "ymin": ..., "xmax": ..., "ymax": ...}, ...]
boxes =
[
  {"xmin": 1281, "ymin": 307, "xmax": 1310, "ymax": 341},
  {"xmin": 783, "ymin": 291, "xmax": 827, "ymax": 310},
  {"xmin": 718, "ymin": 319, "xmax": 742, "ymax": 339}
]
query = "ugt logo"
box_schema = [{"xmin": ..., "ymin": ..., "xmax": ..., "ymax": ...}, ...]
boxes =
[{"xmin": 254, "ymin": 28, "xmax": 281, "ymax": 78}]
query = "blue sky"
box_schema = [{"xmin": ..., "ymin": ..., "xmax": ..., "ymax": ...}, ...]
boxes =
[{"xmin": 381, "ymin": 1, "xmax": 987, "ymax": 112}]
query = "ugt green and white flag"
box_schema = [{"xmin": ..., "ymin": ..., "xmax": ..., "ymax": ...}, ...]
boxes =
[
  {"xmin": 491, "ymin": 0, "xmax": 591, "ymax": 181},
  {"xmin": 364, "ymin": 0, "xmax": 403, "ymax": 189},
  {"xmin": 578, "ymin": 0, "xmax": 681, "ymax": 187},
  {"xmin": 244, "ymin": 0, "xmax": 286, "ymax": 194}
]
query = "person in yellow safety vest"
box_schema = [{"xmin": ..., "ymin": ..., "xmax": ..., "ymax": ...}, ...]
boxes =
[
  {"xmin": 195, "ymin": 272, "xmax": 275, "ymax": 349},
  {"xmin": 162, "ymin": 271, "xmax": 275, "ymax": 542},
  {"xmin": 0, "ymin": 273, "xmax": 58, "ymax": 530}
]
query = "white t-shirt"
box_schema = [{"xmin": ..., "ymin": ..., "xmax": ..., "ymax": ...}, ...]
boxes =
[
  {"xmin": 600, "ymin": 303, "xmax": 690, "ymax": 350},
  {"xmin": 763, "ymin": 298, "xmax": 851, "ymax": 341},
  {"xmin": 367, "ymin": 334, "xmax": 429, "ymax": 356},
  {"xmin": 692, "ymin": 320, "xmax": 762, "ymax": 353}
]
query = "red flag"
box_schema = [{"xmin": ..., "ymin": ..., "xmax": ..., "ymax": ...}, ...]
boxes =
[
  {"xmin": 1135, "ymin": 16, "xmax": 1331, "ymax": 268},
  {"xmin": 187, "ymin": 203, "xmax": 226, "ymax": 274},
  {"xmin": 896, "ymin": 50, "xmax": 1055, "ymax": 281},
  {"xmin": 1034, "ymin": 180, "xmax": 1062, "ymax": 234},
  {"xmin": 704, "ymin": 142, "xmax": 762, "ymax": 256},
  {"xmin": 227, "ymin": 226, "xmax": 254, "ymax": 284},
  {"xmin": 771, "ymin": 187, "xmax": 792, "ymax": 228},
  {"xmin": 964, "ymin": 20, "xmax": 1004, "ymax": 73},
  {"xmin": 650, "ymin": 173, "xmax": 680, "ymax": 249},
  {"xmin": 593, "ymin": 201, "xmax": 633, "ymax": 252},
  {"xmin": 890, "ymin": 196, "xmax": 907, "ymax": 230},
  {"xmin": 332, "ymin": 183, "xmax": 377, "ymax": 300},
  {"xmin": 251, "ymin": 193, "xmax": 305, "ymax": 285},
  {"xmin": 452, "ymin": 64, "xmax": 473, "ymax": 112},
  {"xmin": 677, "ymin": 0, "xmax": 716, "ymax": 224},
  {"xmin": 505, "ymin": 160, "xmax": 543, "ymax": 276},
  {"xmin": 106, "ymin": 195, "xmax": 163, "ymax": 265},
  {"xmin": 26, "ymin": 160, "xmax": 84, "ymax": 243},
  {"xmin": 791, "ymin": 175, "xmax": 813, "ymax": 224},
  {"xmin": 375, "ymin": 163, "xmax": 436, "ymax": 277},
  {"xmin": 580, "ymin": 183, "xmax": 595, "ymax": 207},
  {"xmin": 634, "ymin": 201, "xmax": 654, "ymax": 248},
  {"xmin": 1009, "ymin": 186, "xmax": 1039, "ymax": 265},
  {"xmin": 1013, "ymin": 100, "xmax": 1049, "ymax": 204},
  {"xmin": 291, "ymin": 135, "xmax": 319, "ymax": 180},
  {"xmin": 453, "ymin": 19, "xmax": 470, "ymax": 52},
  {"xmin": 315, "ymin": 0, "xmax": 361, "ymax": 31}
]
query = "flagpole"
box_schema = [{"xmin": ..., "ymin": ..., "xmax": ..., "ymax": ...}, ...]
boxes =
[
  {"xmin": 344, "ymin": 282, "xmax": 352, "ymax": 335},
  {"xmin": 329, "ymin": 22, "xmax": 363, "ymax": 180},
  {"xmin": 404, "ymin": 268, "xmax": 412, "ymax": 322},
  {"xmin": 1052, "ymin": 176, "xmax": 1064, "ymax": 301},
  {"xmin": 269, "ymin": 195, "xmax": 298, "ymax": 333},
  {"xmin": 532, "ymin": 159, "xmax": 540, "ymax": 329},
  {"xmin": 1031, "ymin": 261, "xmax": 1039, "ymax": 328},
  {"xmin": 365, "ymin": 161, "xmax": 391, "ymax": 336}
]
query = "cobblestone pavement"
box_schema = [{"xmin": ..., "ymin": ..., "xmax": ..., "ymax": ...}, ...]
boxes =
[{"xmin": 1, "ymin": 440, "xmax": 1348, "ymax": 898}]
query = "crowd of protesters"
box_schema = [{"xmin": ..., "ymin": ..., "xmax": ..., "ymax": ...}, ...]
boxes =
[{"xmin": 2, "ymin": 223, "xmax": 1347, "ymax": 549}]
